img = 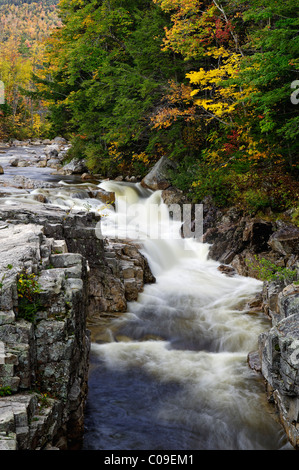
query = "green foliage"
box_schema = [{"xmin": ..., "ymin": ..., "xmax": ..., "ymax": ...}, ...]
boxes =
[
  {"xmin": 0, "ymin": 386, "xmax": 12, "ymax": 397},
  {"xmin": 17, "ymin": 271, "xmax": 42, "ymax": 323},
  {"xmin": 247, "ymin": 255, "xmax": 298, "ymax": 283},
  {"xmin": 291, "ymin": 207, "xmax": 299, "ymax": 227},
  {"xmin": 242, "ymin": 189, "xmax": 270, "ymax": 214},
  {"xmin": 35, "ymin": 0, "xmax": 187, "ymax": 173},
  {"xmin": 7, "ymin": 0, "xmax": 296, "ymax": 215}
]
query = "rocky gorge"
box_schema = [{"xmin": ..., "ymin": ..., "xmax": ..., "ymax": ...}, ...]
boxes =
[
  {"xmin": 0, "ymin": 140, "xmax": 155, "ymax": 450},
  {"xmin": 0, "ymin": 141, "xmax": 298, "ymax": 450}
]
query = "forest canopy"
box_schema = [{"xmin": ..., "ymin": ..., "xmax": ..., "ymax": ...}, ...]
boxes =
[{"xmin": 0, "ymin": 0, "xmax": 298, "ymax": 215}]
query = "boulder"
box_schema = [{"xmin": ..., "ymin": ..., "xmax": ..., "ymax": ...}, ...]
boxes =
[
  {"xmin": 0, "ymin": 166, "xmax": 3, "ymax": 174},
  {"xmin": 278, "ymin": 283, "xmax": 299, "ymax": 319},
  {"xmin": 81, "ymin": 173, "xmax": 94, "ymax": 181},
  {"xmin": 258, "ymin": 272, "xmax": 299, "ymax": 449},
  {"xmin": 58, "ymin": 158, "xmax": 88, "ymax": 175},
  {"xmin": 93, "ymin": 188, "xmax": 115, "ymax": 204},
  {"xmin": 52, "ymin": 137, "xmax": 67, "ymax": 145},
  {"xmin": 141, "ymin": 156, "xmax": 176, "ymax": 190},
  {"xmin": 45, "ymin": 144, "xmax": 59, "ymax": 159}
]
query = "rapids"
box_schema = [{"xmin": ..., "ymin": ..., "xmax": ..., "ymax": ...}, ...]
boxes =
[{"xmin": 82, "ymin": 181, "xmax": 291, "ymax": 451}]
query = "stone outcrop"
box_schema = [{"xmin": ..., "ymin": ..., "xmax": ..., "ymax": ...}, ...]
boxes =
[
  {"xmin": 0, "ymin": 201, "xmax": 155, "ymax": 450},
  {"xmin": 0, "ymin": 220, "xmax": 90, "ymax": 450},
  {"xmin": 256, "ymin": 279, "xmax": 299, "ymax": 449},
  {"xmin": 201, "ymin": 201, "xmax": 299, "ymax": 278}
]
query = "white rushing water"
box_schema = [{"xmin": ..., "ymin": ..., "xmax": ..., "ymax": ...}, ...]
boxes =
[{"xmin": 82, "ymin": 181, "xmax": 291, "ymax": 450}]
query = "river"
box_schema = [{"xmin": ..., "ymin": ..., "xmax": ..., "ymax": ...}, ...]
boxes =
[
  {"xmin": 81, "ymin": 180, "xmax": 291, "ymax": 451},
  {"xmin": 0, "ymin": 147, "xmax": 292, "ymax": 450}
]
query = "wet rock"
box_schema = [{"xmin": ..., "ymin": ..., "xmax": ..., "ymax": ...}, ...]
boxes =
[
  {"xmin": 32, "ymin": 194, "xmax": 48, "ymax": 204},
  {"xmin": 217, "ymin": 264, "xmax": 236, "ymax": 277},
  {"xmin": 93, "ymin": 188, "xmax": 115, "ymax": 204},
  {"xmin": 11, "ymin": 140, "xmax": 29, "ymax": 147},
  {"xmin": 87, "ymin": 238, "xmax": 156, "ymax": 322},
  {"xmin": 129, "ymin": 176, "xmax": 137, "ymax": 182},
  {"xmin": 246, "ymin": 292, "xmax": 263, "ymax": 314},
  {"xmin": 243, "ymin": 219, "xmax": 273, "ymax": 252},
  {"xmin": 0, "ymin": 212, "xmax": 93, "ymax": 449},
  {"xmin": 247, "ymin": 350, "xmax": 261, "ymax": 372},
  {"xmin": 36, "ymin": 160, "xmax": 47, "ymax": 168}
]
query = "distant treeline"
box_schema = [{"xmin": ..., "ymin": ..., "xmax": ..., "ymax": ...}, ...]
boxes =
[{"xmin": 0, "ymin": 0, "xmax": 57, "ymax": 5}]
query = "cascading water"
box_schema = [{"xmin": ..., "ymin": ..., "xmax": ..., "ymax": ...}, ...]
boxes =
[{"xmin": 82, "ymin": 181, "xmax": 291, "ymax": 451}]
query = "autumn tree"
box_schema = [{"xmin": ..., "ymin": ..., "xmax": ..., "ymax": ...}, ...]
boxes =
[
  {"xmin": 0, "ymin": 0, "xmax": 60, "ymax": 139},
  {"xmin": 153, "ymin": 0, "xmax": 299, "ymax": 211}
]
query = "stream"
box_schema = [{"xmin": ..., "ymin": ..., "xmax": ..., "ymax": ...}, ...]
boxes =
[
  {"xmin": 0, "ymin": 146, "xmax": 292, "ymax": 451},
  {"xmin": 82, "ymin": 181, "xmax": 291, "ymax": 451}
]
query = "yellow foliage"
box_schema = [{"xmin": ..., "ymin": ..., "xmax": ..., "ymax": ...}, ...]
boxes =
[
  {"xmin": 132, "ymin": 152, "xmax": 151, "ymax": 165},
  {"xmin": 186, "ymin": 50, "xmax": 255, "ymax": 122}
]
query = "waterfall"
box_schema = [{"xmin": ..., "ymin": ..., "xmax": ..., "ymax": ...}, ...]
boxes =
[{"xmin": 83, "ymin": 181, "xmax": 291, "ymax": 451}]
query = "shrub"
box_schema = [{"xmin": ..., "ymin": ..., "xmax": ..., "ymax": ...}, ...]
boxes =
[
  {"xmin": 247, "ymin": 256, "xmax": 298, "ymax": 284},
  {"xmin": 0, "ymin": 386, "xmax": 12, "ymax": 397},
  {"xmin": 17, "ymin": 271, "xmax": 42, "ymax": 323}
]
